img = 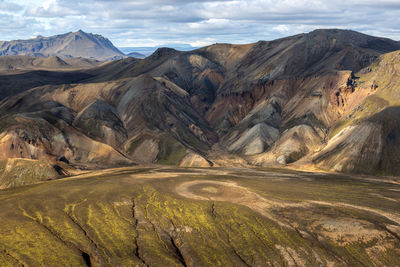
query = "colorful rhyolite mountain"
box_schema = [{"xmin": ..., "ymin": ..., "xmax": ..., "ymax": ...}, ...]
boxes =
[{"xmin": 1, "ymin": 29, "xmax": 400, "ymax": 187}]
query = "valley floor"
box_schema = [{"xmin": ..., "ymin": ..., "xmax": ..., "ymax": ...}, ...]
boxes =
[{"xmin": 0, "ymin": 166, "xmax": 399, "ymax": 266}]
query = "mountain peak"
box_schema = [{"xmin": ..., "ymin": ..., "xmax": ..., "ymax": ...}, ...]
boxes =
[
  {"xmin": 0, "ymin": 31, "xmax": 124, "ymax": 60},
  {"xmin": 310, "ymin": 28, "xmax": 355, "ymax": 33},
  {"xmin": 305, "ymin": 28, "xmax": 400, "ymax": 53},
  {"xmin": 149, "ymin": 47, "xmax": 179, "ymax": 60},
  {"xmin": 73, "ymin": 29, "xmax": 88, "ymax": 36}
]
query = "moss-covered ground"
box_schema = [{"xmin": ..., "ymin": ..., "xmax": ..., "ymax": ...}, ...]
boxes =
[
  {"xmin": 0, "ymin": 166, "xmax": 399, "ymax": 266},
  {"xmin": 0, "ymin": 159, "xmax": 63, "ymax": 188}
]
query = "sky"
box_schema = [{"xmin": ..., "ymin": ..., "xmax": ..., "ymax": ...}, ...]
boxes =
[{"xmin": 0, "ymin": 0, "xmax": 400, "ymax": 48}]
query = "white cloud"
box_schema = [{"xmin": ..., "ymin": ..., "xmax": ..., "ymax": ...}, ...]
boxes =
[
  {"xmin": 187, "ymin": 19, "xmax": 231, "ymax": 30},
  {"xmin": 189, "ymin": 38, "xmax": 216, "ymax": 47},
  {"xmin": 273, "ymin": 25, "xmax": 290, "ymax": 33}
]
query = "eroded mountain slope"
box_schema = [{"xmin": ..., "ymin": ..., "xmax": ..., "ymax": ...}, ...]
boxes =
[
  {"xmin": 1, "ymin": 29, "xmax": 400, "ymax": 186},
  {"xmin": 311, "ymin": 51, "xmax": 400, "ymax": 175}
]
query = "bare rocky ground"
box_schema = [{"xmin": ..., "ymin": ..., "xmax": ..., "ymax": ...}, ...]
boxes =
[{"xmin": 0, "ymin": 166, "xmax": 399, "ymax": 266}]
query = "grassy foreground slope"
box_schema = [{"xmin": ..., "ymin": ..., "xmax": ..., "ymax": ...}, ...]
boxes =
[
  {"xmin": 0, "ymin": 167, "xmax": 399, "ymax": 266},
  {"xmin": 0, "ymin": 158, "xmax": 66, "ymax": 188}
]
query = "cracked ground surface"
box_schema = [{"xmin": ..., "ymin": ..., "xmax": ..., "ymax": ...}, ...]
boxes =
[{"xmin": 0, "ymin": 166, "xmax": 399, "ymax": 266}]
